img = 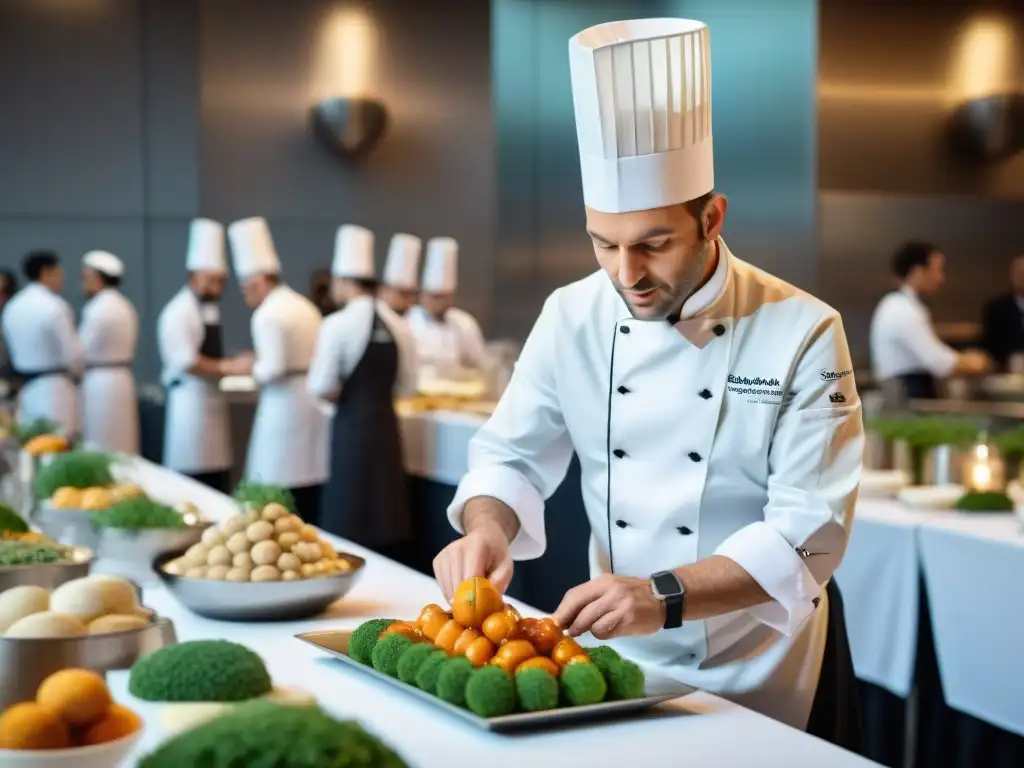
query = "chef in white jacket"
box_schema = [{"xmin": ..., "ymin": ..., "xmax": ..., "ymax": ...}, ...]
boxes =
[
  {"xmin": 157, "ymin": 219, "xmax": 241, "ymax": 493},
  {"xmin": 78, "ymin": 251, "xmax": 139, "ymax": 454},
  {"xmin": 378, "ymin": 233, "xmax": 422, "ymax": 317},
  {"xmin": 1, "ymin": 251, "xmax": 83, "ymax": 434},
  {"xmin": 227, "ymin": 216, "xmax": 329, "ymax": 523},
  {"xmin": 407, "ymin": 237, "xmax": 490, "ymax": 373},
  {"xmin": 308, "ymin": 224, "xmax": 418, "ymax": 558},
  {"xmin": 433, "ymin": 18, "xmax": 864, "ymax": 749}
]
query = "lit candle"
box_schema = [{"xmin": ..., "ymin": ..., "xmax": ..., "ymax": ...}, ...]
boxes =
[{"xmin": 964, "ymin": 439, "xmax": 1005, "ymax": 494}]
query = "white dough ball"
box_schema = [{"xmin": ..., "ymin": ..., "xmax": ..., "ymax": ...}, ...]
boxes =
[
  {"xmin": 281, "ymin": 570, "xmax": 300, "ymax": 582},
  {"xmin": 201, "ymin": 527, "xmax": 225, "ymax": 547},
  {"xmin": 246, "ymin": 520, "xmax": 274, "ymax": 543},
  {"xmin": 274, "ymin": 515, "xmax": 301, "ymax": 535},
  {"xmin": 250, "ymin": 565, "xmax": 281, "ymax": 582},
  {"xmin": 183, "ymin": 543, "xmax": 209, "ymax": 567},
  {"xmin": 205, "ymin": 565, "xmax": 231, "ymax": 581},
  {"xmin": 0, "ymin": 585, "xmax": 51, "ymax": 635},
  {"xmin": 226, "ymin": 531, "xmax": 251, "ymax": 555},
  {"xmin": 185, "ymin": 566, "xmax": 207, "ymax": 579},
  {"xmin": 220, "ymin": 516, "xmax": 245, "ymax": 537},
  {"xmin": 206, "ymin": 545, "xmax": 232, "ymax": 567},
  {"xmin": 251, "ymin": 540, "xmax": 282, "ymax": 566},
  {"xmin": 232, "ymin": 551, "xmax": 253, "ymax": 570},
  {"xmin": 5, "ymin": 611, "xmax": 87, "ymax": 638},
  {"xmin": 300, "ymin": 525, "xmax": 319, "ymax": 543},
  {"xmin": 277, "ymin": 552, "xmax": 301, "ymax": 573},
  {"xmin": 261, "ymin": 503, "xmax": 290, "ymax": 522},
  {"xmin": 49, "ymin": 575, "xmax": 137, "ymax": 622},
  {"xmin": 276, "ymin": 531, "xmax": 300, "ymax": 551},
  {"xmin": 225, "ymin": 567, "xmax": 250, "ymax": 582}
]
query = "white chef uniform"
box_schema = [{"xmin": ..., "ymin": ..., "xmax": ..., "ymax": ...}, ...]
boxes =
[
  {"xmin": 228, "ymin": 217, "xmax": 329, "ymax": 489},
  {"xmin": 407, "ymin": 237, "xmax": 489, "ymax": 371},
  {"xmin": 382, "ymin": 233, "xmax": 423, "ymax": 292},
  {"xmin": 79, "ymin": 251, "xmax": 139, "ymax": 454},
  {"xmin": 157, "ymin": 219, "xmax": 233, "ymax": 475},
  {"xmin": 869, "ymin": 287, "xmax": 958, "ymax": 381},
  {"xmin": 1, "ymin": 282, "xmax": 83, "ymax": 434},
  {"xmin": 445, "ymin": 18, "xmax": 864, "ymax": 731}
]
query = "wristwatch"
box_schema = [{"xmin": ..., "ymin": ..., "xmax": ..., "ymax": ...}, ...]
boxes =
[{"xmin": 650, "ymin": 571, "xmax": 685, "ymax": 629}]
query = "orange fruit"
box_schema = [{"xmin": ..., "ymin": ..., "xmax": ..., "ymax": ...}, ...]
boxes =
[
  {"xmin": 417, "ymin": 604, "xmax": 447, "ymax": 629},
  {"xmin": 0, "ymin": 701, "xmax": 70, "ymax": 750},
  {"xmin": 451, "ymin": 577, "xmax": 504, "ymax": 630},
  {"xmin": 551, "ymin": 636, "xmax": 585, "ymax": 667},
  {"xmin": 36, "ymin": 668, "xmax": 112, "ymax": 728},
  {"xmin": 464, "ymin": 636, "xmax": 497, "ymax": 667},
  {"xmin": 380, "ymin": 621, "xmax": 419, "ymax": 641},
  {"xmin": 453, "ymin": 627, "xmax": 481, "ymax": 656},
  {"xmin": 490, "ymin": 639, "xmax": 538, "ymax": 673},
  {"xmin": 517, "ymin": 618, "xmax": 562, "ymax": 656},
  {"xmin": 515, "ymin": 656, "xmax": 560, "ymax": 677},
  {"xmin": 481, "ymin": 610, "xmax": 518, "ymax": 645},
  {"xmin": 433, "ymin": 619, "xmax": 465, "ymax": 655},
  {"xmin": 80, "ymin": 704, "xmax": 141, "ymax": 746}
]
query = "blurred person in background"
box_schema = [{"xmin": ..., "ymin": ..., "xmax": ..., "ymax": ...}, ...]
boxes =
[
  {"xmin": 79, "ymin": 251, "xmax": 139, "ymax": 454},
  {"xmin": 309, "ymin": 268, "xmax": 336, "ymax": 317},
  {"xmin": 227, "ymin": 216, "xmax": 329, "ymax": 524},
  {"xmin": 980, "ymin": 253, "xmax": 1024, "ymax": 372},
  {"xmin": 309, "ymin": 224, "xmax": 418, "ymax": 561},
  {"xmin": 869, "ymin": 240, "xmax": 991, "ymax": 399},
  {"xmin": 0, "ymin": 269, "xmax": 19, "ymax": 394},
  {"xmin": 378, "ymin": 233, "xmax": 422, "ymax": 317},
  {"xmin": 1, "ymin": 251, "xmax": 83, "ymax": 434}
]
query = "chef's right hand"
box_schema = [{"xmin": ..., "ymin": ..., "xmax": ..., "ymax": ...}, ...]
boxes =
[
  {"xmin": 433, "ymin": 524, "xmax": 513, "ymax": 603},
  {"xmin": 958, "ymin": 349, "xmax": 992, "ymax": 375}
]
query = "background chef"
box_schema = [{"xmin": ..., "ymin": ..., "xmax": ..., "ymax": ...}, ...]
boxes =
[
  {"xmin": 308, "ymin": 224, "xmax": 418, "ymax": 560},
  {"xmin": 408, "ymin": 237, "xmax": 490, "ymax": 374},
  {"xmin": 1, "ymin": 250, "xmax": 83, "ymax": 435},
  {"xmin": 378, "ymin": 233, "xmax": 422, "ymax": 317},
  {"xmin": 432, "ymin": 17, "xmax": 864, "ymax": 750},
  {"xmin": 78, "ymin": 250, "xmax": 139, "ymax": 454},
  {"xmin": 227, "ymin": 216, "xmax": 329, "ymax": 524},
  {"xmin": 157, "ymin": 218, "xmax": 244, "ymax": 493}
]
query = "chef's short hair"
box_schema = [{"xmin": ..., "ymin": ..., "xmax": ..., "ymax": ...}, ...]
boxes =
[
  {"xmin": 98, "ymin": 272, "xmax": 121, "ymax": 289},
  {"xmin": 22, "ymin": 250, "xmax": 60, "ymax": 281},
  {"xmin": 892, "ymin": 241, "xmax": 940, "ymax": 278},
  {"xmin": 682, "ymin": 191, "xmax": 716, "ymax": 240}
]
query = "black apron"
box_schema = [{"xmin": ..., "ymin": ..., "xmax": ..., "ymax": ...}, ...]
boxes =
[
  {"xmin": 0, "ymin": 325, "xmax": 73, "ymax": 397},
  {"xmin": 167, "ymin": 305, "xmax": 224, "ymax": 390},
  {"xmin": 319, "ymin": 310, "xmax": 411, "ymax": 550},
  {"xmin": 895, "ymin": 371, "xmax": 939, "ymax": 399}
]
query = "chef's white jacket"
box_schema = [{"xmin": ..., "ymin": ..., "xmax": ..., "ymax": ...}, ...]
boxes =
[
  {"xmin": 245, "ymin": 285, "xmax": 330, "ymax": 488},
  {"xmin": 79, "ymin": 288, "xmax": 139, "ymax": 454},
  {"xmin": 308, "ymin": 295, "xmax": 418, "ymax": 402},
  {"xmin": 407, "ymin": 305, "xmax": 489, "ymax": 372},
  {"xmin": 1, "ymin": 282, "xmax": 84, "ymax": 433},
  {"xmin": 446, "ymin": 239, "xmax": 864, "ymax": 729},
  {"xmin": 869, "ymin": 288, "xmax": 958, "ymax": 380}
]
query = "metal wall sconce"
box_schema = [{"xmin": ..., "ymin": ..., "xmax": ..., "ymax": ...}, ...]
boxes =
[
  {"xmin": 310, "ymin": 97, "xmax": 389, "ymax": 159},
  {"xmin": 947, "ymin": 92, "xmax": 1024, "ymax": 164}
]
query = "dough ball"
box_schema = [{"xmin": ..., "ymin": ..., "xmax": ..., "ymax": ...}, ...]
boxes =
[
  {"xmin": 300, "ymin": 525, "xmax": 319, "ymax": 543},
  {"xmin": 5, "ymin": 611, "xmax": 87, "ymax": 638},
  {"xmin": 277, "ymin": 552, "xmax": 301, "ymax": 573},
  {"xmin": 300, "ymin": 563, "xmax": 316, "ymax": 578},
  {"xmin": 232, "ymin": 551, "xmax": 253, "ymax": 570},
  {"xmin": 205, "ymin": 564, "xmax": 231, "ymax": 581},
  {"xmin": 251, "ymin": 540, "xmax": 282, "ymax": 567},
  {"xmin": 281, "ymin": 570, "xmax": 300, "ymax": 582},
  {"xmin": 220, "ymin": 516, "xmax": 245, "ymax": 537},
  {"xmin": 201, "ymin": 527, "xmax": 225, "ymax": 547},
  {"xmin": 89, "ymin": 613, "xmax": 150, "ymax": 634},
  {"xmin": 294, "ymin": 542, "xmax": 323, "ymax": 564},
  {"xmin": 225, "ymin": 567, "xmax": 250, "ymax": 582},
  {"xmin": 183, "ymin": 543, "xmax": 209, "ymax": 567},
  {"xmin": 163, "ymin": 559, "xmax": 184, "ymax": 576},
  {"xmin": 250, "ymin": 565, "xmax": 281, "ymax": 582},
  {"xmin": 261, "ymin": 503, "xmax": 290, "ymax": 522},
  {"xmin": 276, "ymin": 531, "xmax": 300, "ymax": 551},
  {"xmin": 0, "ymin": 585, "xmax": 50, "ymax": 635},
  {"xmin": 226, "ymin": 531, "xmax": 251, "ymax": 555},
  {"xmin": 246, "ymin": 520, "xmax": 274, "ymax": 543},
  {"xmin": 206, "ymin": 545, "xmax": 232, "ymax": 567},
  {"xmin": 185, "ymin": 566, "xmax": 207, "ymax": 579},
  {"xmin": 274, "ymin": 515, "xmax": 301, "ymax": 535},
  {"xmin": 134, "ymin": 605, "xmax": 155, "ymax": 620},
  {"xmin": 50, "ymin": 575, "xmax": 137, "ymax": 622}
]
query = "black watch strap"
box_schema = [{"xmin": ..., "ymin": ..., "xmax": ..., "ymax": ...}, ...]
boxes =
[
  {"xmin": 663, "ymin": 595, "xmax": 683, "ymax": 629},
  {"xmin": 650, "ymin": 570, "xmax": 685, "ymax": 629}
]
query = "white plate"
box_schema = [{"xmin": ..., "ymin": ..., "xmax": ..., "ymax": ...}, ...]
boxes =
[
  {"xmin": 897, "ymin": 484, "xmax": 964, "ymax": 509},
  {"xmin": 0, "ymin": 727, "xmax": 140, "ymax": 768},
  {"xmin": 859, "ymin": 469, "xmax": 910, "ymax": 497}
]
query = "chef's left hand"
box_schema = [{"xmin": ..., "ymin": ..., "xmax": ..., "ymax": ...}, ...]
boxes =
[{"xmin": 553, "ymin": 574, "xmax": 665, "ymax": 640}]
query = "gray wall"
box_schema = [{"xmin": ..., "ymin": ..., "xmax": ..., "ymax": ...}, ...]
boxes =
[
  {"xmin": 492, "ymin": 0, "xmax": 819, "ymax": 339},
  {"xmin": 0, "ymin": 0, "xmax": 494, "ymax": 381}
]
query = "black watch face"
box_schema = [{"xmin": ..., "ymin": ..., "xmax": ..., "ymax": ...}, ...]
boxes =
[{"xmin": 652, "ymin": 571, "xmax": 680, "ymax": 597}]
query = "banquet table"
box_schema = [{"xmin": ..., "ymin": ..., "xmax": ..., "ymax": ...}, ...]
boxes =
[{"xmin": 103, "ymin": 456, "xmax": 879, "ymax": 767}]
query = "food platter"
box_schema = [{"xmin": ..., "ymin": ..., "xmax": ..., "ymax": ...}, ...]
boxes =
[
  {"xmin": 296, "ymin": 629, "xmax": 694, "ymax": 733},
  {"xmin": 0, "ymin": 546, "xmax": 93, "ymax": 591}
]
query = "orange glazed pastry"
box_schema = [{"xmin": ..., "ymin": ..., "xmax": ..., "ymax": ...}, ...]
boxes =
[
  {"xmin": 491, "ymin": 639, "xmax": 538, "ymax": 673},
  {"xmin": 451, "ymin": 577, "xmax": 504, "ymax": 630},
  {"xmin": 516, "ymin": 656, "xmax": 560, "ymax": 677},
  {"xmin": 453, "ymin": 628, "xmax": 481, "ymax": 656},
  {"xmin": 464, "ymin": 636, "xmax": 497, "ymax": 667},
  {"xmin": 481, "ymin": 609, "xmax": 519, "ymax": 645},
  {"xmin": 517, "ymin": 618, "xmax": 562, "ymax": 656},
  {"xmin": 434, "ymin": 619, "xmax": 465, "ymax": 655},
  {"xmin": 551, "ymin": 636, "xmax": 586, "ymax": 667}
]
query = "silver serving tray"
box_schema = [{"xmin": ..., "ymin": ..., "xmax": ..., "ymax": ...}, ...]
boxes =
[
  {"xmin": 0, "ymin": 546, "xmax": 94, "ymax": 591},
  {"xmin": 155, "ymin": 549, "xmax": 366, "ymax": 622},
  {"xmin": 296, "ymin": 630, "xmax": 694, "ymax": 733}
]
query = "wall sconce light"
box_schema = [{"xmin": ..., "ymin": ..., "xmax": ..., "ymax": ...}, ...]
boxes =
[
  {"xmin": 310, "ymin": 97, "xmax": 388, "ymax": 160},
  {"xmin": 947, "ymin": 93, "xmax": 1024, "ymax": 164}
]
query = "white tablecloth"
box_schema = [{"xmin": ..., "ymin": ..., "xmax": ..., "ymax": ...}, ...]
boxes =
[{"xmin": 107, "ymin": 457, "xmax": 879, "ymax": 767}]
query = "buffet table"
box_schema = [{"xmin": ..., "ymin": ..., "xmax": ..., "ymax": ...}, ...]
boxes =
[{"xmin": 105, "ymin": 458, "xmax": 879, "ymax": 767}]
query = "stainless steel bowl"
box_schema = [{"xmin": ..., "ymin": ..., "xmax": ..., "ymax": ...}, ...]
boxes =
[
  {"xmin": 0, "ymin": 546, "xmax": 94, "ymax": 591},
  {"xmin": 154, "ymin": 549, "xmax": 366, "ymax": 622},
  {"xmin": 0, "ymin": 616, "xmax": 176, "ymax": 710},
  {"xmin": 30, "ymin": 503, "xmax": 99, "ymax": 550},
  {"xmin": 95, "ymin": 521, "xmax": 213, "ymax": 582}
]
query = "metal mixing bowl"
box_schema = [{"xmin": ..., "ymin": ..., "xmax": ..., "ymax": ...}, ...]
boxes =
[
  {"xmin": 30, "ymin": 503, "xmax": 99, "ymax": 550},
  {"xmin": 0, "ymin": 546, "xmax": 93, "ymax": 591},
  {"xmin": 154, "ymin": 549, "xmax": 366, "ymax": 621},
  {"xmin": 0, "ymin": 616, "xmax": 176, "ymax": 710}
]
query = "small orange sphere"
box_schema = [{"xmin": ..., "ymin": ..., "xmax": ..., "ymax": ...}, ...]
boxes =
[
  {"xmin": 565, "ymin": 654, "xmax": 592, "ymax": 665},
  {"xmin": 0, "ymin": 701, "xmax": 70, "ymax": 750},
  {"xmin": 464, "ymin": 636, "xmax": 497, "ymax": 667},
  {"xmin": 481, "ymin": 610, "xmax": 518, "ymax": 645},
  {"xmin": 433, "ymin": 619, "xmax": 465, "ymax": 655},
  {"xmin": 80, "ymin": 704, "xmax": 141, "ymax": 746},
  {"xmin": 515, "ymin": 656, "xmax": 560, "ymax": 678},
  {"xmin": 417, "ymin": 604, "xmax": 447, "ymax": 629},
  {"xmin": 380, "ymin": 621, "xmax": 419, "ymax": 641},
  {"xmin": 421, "ymin": 611, "xmax": 450, "ymax": 642},
  {"xmin": 451, "ymin": 577, "xmax": 505, "ymax": 629},
  {"xmin": 517, "ymin": 618, "xmax": 562, "ymax": 656},
  {"xmin": 551, "ymin": 636, "xmax": 585, "ymax": 667},
  {"xmin": 36, "ymin": 668, "xmax": 112, "ymax": 728},
  {"xmin": 453, "ymin": 627, "xmax": 481, "ymax": 656},
  {"xmin": 491, "ymin": 639, "xmax": 538, "ymax": 673}
]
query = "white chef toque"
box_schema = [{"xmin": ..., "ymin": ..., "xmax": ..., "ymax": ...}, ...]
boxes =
[
  {"xmin": 332, "ymin": 224, "xmax": 375, "ymax": 280},
  {"xmin": 569, "ymin": 18, "xmax": 713, "ymax": 214},
  {"xmin": 82, "ymin": 250, "xmax": 124, "ymax": 278},
  {"xmin": 227, "ymin": 217, "xmax": 282, "ymax": 280},
  {"xmin": 185, "ymin": 218, "xmax": 227, "ymax": 273},
  {"xmin": 421, "ymin": 237, "xmax": 459, "ymax": 293},
  {"xmin": 383, "ymin": 233, "xmax": 422, "ymax": 290}
]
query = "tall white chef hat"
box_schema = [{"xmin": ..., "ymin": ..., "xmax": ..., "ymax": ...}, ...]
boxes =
[
  {"xmin": 332, "ymin": 224, "xmax": 375, "ymax": 280},
  {"xmin": 82, "ymin": 250, "xmax": 124, "ymax": 278},
  {"xmin": 421, "ymin": 237, "xmax": 459, "ymax": 293},
  {"xmin": 227, "ymin": 217, "xmax": 282, "ymax": 281},
  {"xmin": 383, "ymin": 233, "xmax": 422, "ymax": 290},
  {"xmin": 569, "ymin": 18, "xmax": 713, "ymax": 214},
  {"xmin": 185, "ymin": 218, "xmax": 227, "ymax": 273}
]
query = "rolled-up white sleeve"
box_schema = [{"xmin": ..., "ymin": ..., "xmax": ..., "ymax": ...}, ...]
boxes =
[
  {"xmin": 715, "ymin": 312, "xmax": 864, "ymax": 636},
  {"xmin": 446, "ymin": 294, "xmax": 575, "ymax": 560}
]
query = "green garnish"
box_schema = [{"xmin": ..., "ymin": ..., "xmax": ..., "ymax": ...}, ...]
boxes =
[
  {"xmin": 955, "ymin": 491, "xmax": 1014, "ymax": 512},
  {"xmin": 34, "ymin": 451, "xmax": 115, "ymax": 499},
  {"xmin": 91, "ymin": 498, "xmax": 187, "ymax": 530},
  {"xmin": 12, "ymin": 417, "xmax": 60, "ymax": 445},
  {"xmin": 0, "ymin": 540, "xmax": 73, "ymax": 565},
  {"xmin": 233, "ymin": 480, "xmax": 297, "ymax": 514}
]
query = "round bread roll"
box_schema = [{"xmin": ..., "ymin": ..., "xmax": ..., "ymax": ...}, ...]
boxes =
[
  {"xmin": 300, "ymin": 525, "xmax": 319, "ymax": 543},
  {"xmin": 225, "ymin": 531, "xmax": 251, "ymax": 555},
  {"xmin": 207, "ymin": 545, "xmax": 232, "ymax": 567},
  {"xmin": 277, "ymin": 552, "xmax": 301, "ymax": 573},
  {"xmin": 293, "ymin": 542, "xmax": 323, "ymax": 564},
  {"xmin": 201, "ymin": 526, "xmax": 225, "ymax": 547},
  {"xmin": 251, "ymin": 540, "xmax": 281, "ymax": 566},
  {"xmin": 183, "ymin": 543, "xmax": 209, "ymax": 567},
  {"xmin": 49, "ymin": 575, "xmax": 137, "ymax": 622},
  {"xmin": 205, "ymin": 564, "xmax": 231, "ymax": 580},
  {"xmin": 274, "ymin": 515, "xmax": 301, "ymax": 535},
  {"xmin": 246, "ymin": 520, "xmax": 274, "ymax": 543},
  {"xmin": 5, "ymin": 611, "xmax": 87, "ymax": 638},
  {"xmin": 261, "ymin": 503, "xmax": 289, "ymax": 522},
  {"xmin": 220, "ymin": 516, "xmax": 245, "ymax": 537},
  {"xmin": 225, "ymin": 567, "xmax": 250, "ymax": 582},
  {"xmin": 276, "ymin": 531, "xmax": 300, "ymax": 551},
  {"xmin": 0, "ymin": 585, "xmax": 51, "ymax": 635},
  {"xmin": 232, "ymin": 551, "xmax": 253, "ymax": 569},
  {"xmin": 185, "ymin": 566, "xmax": 207, "ymax": 579},
  {"xmin": 89, "ymin": 613, "xmax": 150, "ymax": 634},
  {"xmin": 281, "ymin": 570, "xmax": 300, "ymax": 581},
  {"xmin": 300, "ymin": 563, "xmax": 316, "ymax": 578},
  {"xmin": 250, "ymin": 565, "xmax": 281, "ymax": 582}
]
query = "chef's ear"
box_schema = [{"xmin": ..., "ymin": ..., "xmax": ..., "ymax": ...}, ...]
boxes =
[{"xmin": 701, "ymin": 194, "xmax": 728, "ymax": 242}]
